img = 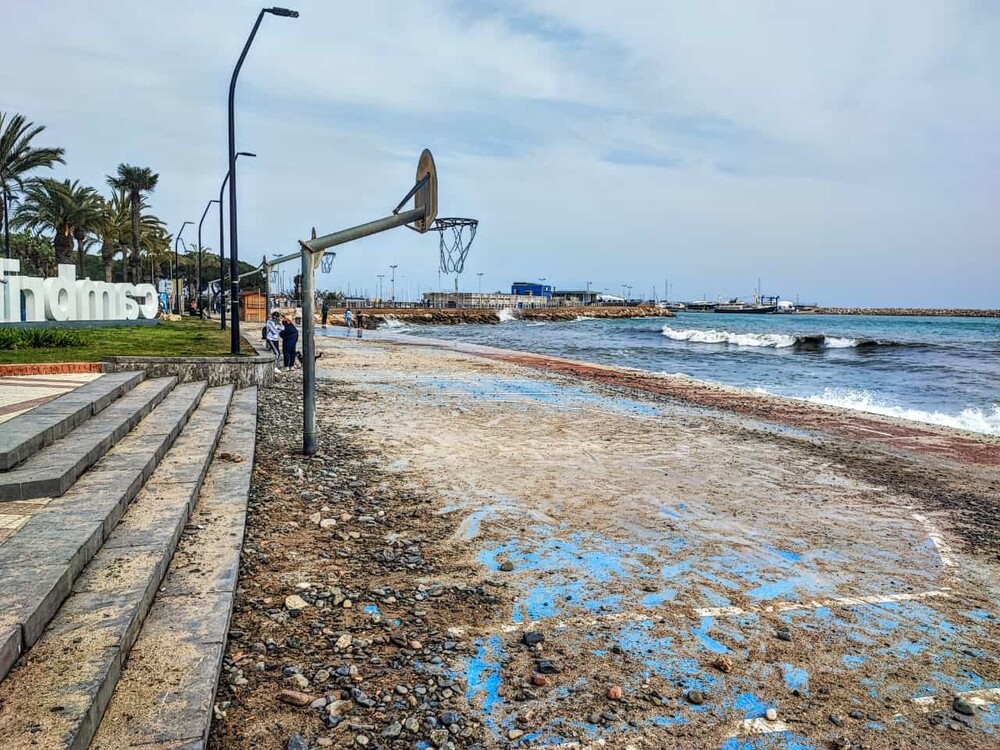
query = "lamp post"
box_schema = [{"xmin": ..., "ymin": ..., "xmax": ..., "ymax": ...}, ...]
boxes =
[
  {"xmin": 173, "ymin": 220, "xmax": 193, "ymax": 314},
  {"xmin": 586, "ymin": 280, "xmax": 592, "ymax": 306},
  {"xmin": 389, "ymin": 264, "xmax": 398, "ymax": 305},
  {"xmin": 377, "ymin": 274, "xmax": 384, "ymax": 303},
  {"xmin": 477, "ymin": 272, "xmax": 484, "ymax": 296},
  {"xmin": 217, "ymin": 151, "xmax": 256, "ymax": 330},
  {"xmin": 227, "ymin": 6, "xmax": 298, "ymax": 353},
  {"xmin": 620, "ymin": 283, "xmax": 628, "ymax": 301},
  {"xmin": 197, "ymin": 199, "xmax": 219, "ymax": 317}
]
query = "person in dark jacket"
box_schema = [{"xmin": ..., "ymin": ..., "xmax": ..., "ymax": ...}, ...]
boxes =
[{"xmin": 279, "ymin": 315, "xmax": 299, "ymax": 370}]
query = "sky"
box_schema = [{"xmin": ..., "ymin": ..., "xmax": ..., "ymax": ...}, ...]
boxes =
[{"xmin": 4, "ymin": 0, "xmax": 999, "ymax": 307}]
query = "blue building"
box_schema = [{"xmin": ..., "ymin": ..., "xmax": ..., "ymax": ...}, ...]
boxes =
[{"xmin": 510, "ymin": 282, "xmax": 553, "ymax": 299}]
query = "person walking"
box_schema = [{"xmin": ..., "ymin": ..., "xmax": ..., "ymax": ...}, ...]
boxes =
[
  {"xmin": 356, "ymin": 311, "xmax": 364, "ymax": 339},
  {"xmin": 265, "ymin": 311, "xmax": 282, "ymax": 371},
  {"xmin": 280, "ymin": 315, "xmax": 299, "ymax": 370},
  {"xmin": 344, "ymin": 307, "xmax": 353, "ymax": 336},
  {"xmin": 321, "ymin": 297, "xmax": 330, "ymax": 328}
]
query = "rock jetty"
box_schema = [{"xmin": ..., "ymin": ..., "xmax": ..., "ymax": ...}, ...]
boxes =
[
  {"xmin": 811, "ymin": 307, "xmax": 998, "ymax": 318},
  {"xmin": 340, "ymin": 306, "xmax": 673, "ymax": 328}
]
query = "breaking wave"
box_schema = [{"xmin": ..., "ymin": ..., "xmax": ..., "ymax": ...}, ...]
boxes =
[
  {"xmin": 800, "ymin": 389, "xmax": 1000, "ymax": 435},
  {"xmin": 497, "ymin": 308, "xmax": 515, "ymax": 323},
  {"xmin": 378, "ymin": 316, "xmax": 410, "ymax": 331},
  {"xmin": 661, "ymin": 326, "xmax": 897, "ymax": 350}
]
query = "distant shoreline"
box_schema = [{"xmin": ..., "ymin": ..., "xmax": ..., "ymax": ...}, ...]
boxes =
[{"xmin": 808, "ymin": 307, "xmax": 999, "ymax": 318}]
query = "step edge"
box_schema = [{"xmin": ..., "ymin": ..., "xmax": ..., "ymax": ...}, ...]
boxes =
[{"xmin": 0, "ymin": 371, "xmax": 145, "ymax": 471}]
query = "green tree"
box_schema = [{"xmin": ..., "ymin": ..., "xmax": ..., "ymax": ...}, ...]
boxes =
[
  {"xmin": 93, "ymin": 190, "xmax": 130, "ymax": 282},
  {"xmin": 66, "ymin": 182, "xmax": 101, "ymax": 275},
  {"xmin": 0, "ymin": 112, "xmax": 65, "ymax": 261},
  {"xmin": 106, "ymin": 164, "xmax": 159, "ymax": 283},
  {"xmin": 8, "ymin": 230, "xmax": 54, "ymax": 276},
  {"xmin": 13, "ymin": 178, "xmax": 76, "ymax": 264}
]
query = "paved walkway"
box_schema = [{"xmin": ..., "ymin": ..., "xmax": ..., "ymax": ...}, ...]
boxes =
[{"xmin": 0, "ymin": 373, "xmax": 101, "ymax": 424}]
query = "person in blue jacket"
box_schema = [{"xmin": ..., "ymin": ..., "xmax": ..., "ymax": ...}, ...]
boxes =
[{"xmin": 279, "ymin": 315, "xmax": 299, "ymax": 370}]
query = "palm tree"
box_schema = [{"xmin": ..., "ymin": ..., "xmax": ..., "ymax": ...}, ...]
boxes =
[
  {"xmin": 0, "ymin": 112, "xmax": 65, "ymax": 260},
  {"xmin": 66, "ymin": 182, "xmax": 101, "ymax": 276},
  {"xmin": 93, "ymin": 191, "xmax": 130, "ymax": 282},
  {"xmin": 13, "ymin": 178, "xmax": 76, "ymax": 264},
  {"xmin": 106, "ymin": 164, "xmax": 158, "ymax": 283}
]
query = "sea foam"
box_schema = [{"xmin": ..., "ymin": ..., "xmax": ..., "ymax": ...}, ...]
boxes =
[
  {"xmin": 661, "ymin": 326, "xmax": 886, "ymax": 350},
  {"xmin": 801, "ymin": 388, "xmax": 1000, "ymax": 435}
]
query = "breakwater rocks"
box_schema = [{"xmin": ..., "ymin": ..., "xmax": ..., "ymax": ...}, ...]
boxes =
[
  {"xmin": 350, "ymin": 306, "xmax": 673, "ymax": 328},
  {"xmin": 811, "ymin": 307, "xmax": 999, "ymax": 318}
]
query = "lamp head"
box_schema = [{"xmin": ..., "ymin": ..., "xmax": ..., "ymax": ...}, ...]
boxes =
[
  {"xmin": 267, "ymin": 7, "xmax": 299, "ymax": 17},
  {"xmin": 237, "ymin": 151, "xmax": 257, "ymax": 158}
]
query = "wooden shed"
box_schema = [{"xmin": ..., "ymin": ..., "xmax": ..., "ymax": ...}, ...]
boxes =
[{"xmin": 240, "ymin": 290, "xmax": 267, "ymax": 323}]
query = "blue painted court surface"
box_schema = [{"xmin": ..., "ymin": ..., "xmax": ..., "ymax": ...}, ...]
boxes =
[{"xmin": 391, "ymin": 370, "xmax": 1000, "ymax": 747}]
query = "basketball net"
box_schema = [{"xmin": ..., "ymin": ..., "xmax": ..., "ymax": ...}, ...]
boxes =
[{"xmin": 435, "ymin": 218, "xmax": 478, "ymax": 275}]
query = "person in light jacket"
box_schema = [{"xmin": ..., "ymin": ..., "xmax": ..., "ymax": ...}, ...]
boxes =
[{"xmin": 265, "ymin": 311, "xmax": 282, "ymax": 370}]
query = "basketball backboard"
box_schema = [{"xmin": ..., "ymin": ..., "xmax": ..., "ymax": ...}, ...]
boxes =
[{"xmin": 413, "ymin": 149, "xmax": 438, "ymax": 233}]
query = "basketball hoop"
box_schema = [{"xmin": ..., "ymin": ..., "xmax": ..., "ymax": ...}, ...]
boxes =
[
  {"xmin": 320, "ymin": 252, "xmax": 335, "ymax": 274},
  {"xmin": 434, "ymin": 217, "xmax": 478, "ymax": 275}
]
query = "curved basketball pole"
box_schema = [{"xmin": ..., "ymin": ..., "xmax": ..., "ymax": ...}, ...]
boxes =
[{"xmin": 295, "ymin": 150, "xmax": 441, "ymax": 456}]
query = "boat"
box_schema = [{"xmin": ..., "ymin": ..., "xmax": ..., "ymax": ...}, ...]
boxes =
[
  {"xmin": 714, "ymin": 293, "xmax": 779, "ymax": 314},
  {"xmin": 683, "ymin": 300, "xmax": 717, "ymax": 312}
]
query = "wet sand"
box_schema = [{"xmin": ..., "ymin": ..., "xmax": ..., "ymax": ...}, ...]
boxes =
[{"xmin": 213, "ymin": 330, "xmax": 999, "ymax": 750}]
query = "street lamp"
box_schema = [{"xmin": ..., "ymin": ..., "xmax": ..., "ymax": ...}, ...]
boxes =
[
  {"xmin": 377, "ymin": 274, "xmax": 384, "ymax": 303},
  {"xmin": 173, "ymin": 220, "xmax": 193, "ymax": 314},
  {"xmin": 197, "ymin": 199, "xmax": 219, "ymax": 317},
  {"xmin": 389, "ymin": 264, "xmax": 398, "ymax": 305},
  {"xmin": 477, "ymin": 272, "xmax": 484, "ymax": 297},
  {"xmin": 227, "ymin": 6, "xmax": 298, "ymax": 353},
  {"xmin": 217, "ymin": 151, "xmax": 256, "ymax": 330}
]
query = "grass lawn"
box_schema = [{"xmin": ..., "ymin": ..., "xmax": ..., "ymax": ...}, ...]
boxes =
[{"xmin": 0, "ymin": 318, "xmax": 254, "ymax": 364}]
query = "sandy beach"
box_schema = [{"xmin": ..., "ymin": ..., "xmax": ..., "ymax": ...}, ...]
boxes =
[{"xmin": 210, "ymin": 331, "xmax": 999, "ymax": 750}]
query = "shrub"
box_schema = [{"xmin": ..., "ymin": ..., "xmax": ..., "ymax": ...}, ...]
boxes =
[{"xmin": 0, "ymin": 327, "xmax": 85, "ymax": 349}]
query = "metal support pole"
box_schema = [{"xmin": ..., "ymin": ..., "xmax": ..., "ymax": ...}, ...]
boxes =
[
  {"xmin": 301, "ymin": 248, "xmax": 317, "ymax": 454},
  {"xmin": 173, "ymin": 221, "xmax": 192, "ymax": 314},
  {"xmin": 197, "ymin": 199, "xmax": 218, "ymax": 318},
  {"xmin": 264, "ymin": 257, "xmax": 271, "ymax": 319},
  {"xmin": 299, "ymin": 207, "xmax": 422, "ymax": 455}
]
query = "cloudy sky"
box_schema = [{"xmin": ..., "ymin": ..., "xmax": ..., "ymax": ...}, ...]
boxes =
[{"xmin": 6, "ymin": 0, "xmax": 998, "ymax": 306}]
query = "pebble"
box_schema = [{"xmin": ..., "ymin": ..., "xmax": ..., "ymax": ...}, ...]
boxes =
[
  {"xmin": 327, "ymin": 699, "xmax": 353, "ymax": 716},
  {"xmin": 765, "ymin": 708, "xmax": 778, "ymax": 721},
  {"xmin": 404, "ymin": 717, "xmax": 420, "ymax": 733},
  {"xmin": 320, "ymin": 518, "xmax": 338, "ymax": 529},
  {"xmin": 829, "ymin": 714, "xmax": 845, "ymax": 727},
  {"xmin": 287, "ymin": 733, "xmax": 308, "ymax": 750},
  {"xmin": 775, "ymin": 628, "xmax": 792, "ymax": 642},
  {"xmin": 284, "ymin": 595, "xmax": 308, "ymax": 611},
  {"xmin": 336, "ymin": 634, "xmax": 353, "ymax": 649},
  {"xmin": 832, "ymin": 737, "xmax": 851, "ymax": 750},
  {"xmin": 383, "ymin": 721, "xmax": 403, "ymax": 738},
  {"xmin": 314, "ymin": 669, "xmax": 330, "ymax": 683},
  {"xmin": 287, "ymin": 673, "xmax": 310, "ymax": 690},
  {"xmin": 848, "ymin": 709, "xmax": 864, "ymax": 720},
  {"xmin": 686, "ymin": 690, "xmax": 705, "ymax": 705},
  {"xmin": 409, "ymin": 639, "xmax": 423, "ymax": 650},
  {"xmin": 355, "ymin": 735, "xmax": 369, "ymax": 746},
  {"xmin": 309, "ymin": 697, "xmax": 327, "ymax": 709},
  {"xmin": 430, "ymin": 728, "xmax": 450, "ymax": 747},
  {"xmin": 953, "ymin": 697, "xmax": 976, "ymax": 716},
  {"xmin": 531, "ymin": 674, "xmax": 548, "ymax": 687},
  {"xmin": 712, "ymin": 655, "xmax": 734, "ymax": 674},
  {"xmin": 522, "ymin": 631, "xmax": 544, "ymax": 646},
  {"xmin": 508, "ymin": 728, "xmax": 524, "ymax": 740},
  {"xmin": 536, "ymin": 659, "xmax": 560, "ymax": 674},
  {"xmin": 499, "ymin": 561, "xmax": 515, "ymax": 572},
  {"xmin": 277, "ymin": 690, "xmax": 313, "ymax": 707},
  {"xmin": 440, "ymin": 711, "xmax": 459, "ymax": 726},
  {"xmin": 607, "ymin": 686, "xmax": 623, "ymax": 701}
]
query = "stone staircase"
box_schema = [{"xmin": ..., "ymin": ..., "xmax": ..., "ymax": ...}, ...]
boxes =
[{"xmin": 0, "ymin": 371, "xmax": 257, "ymax": 750}]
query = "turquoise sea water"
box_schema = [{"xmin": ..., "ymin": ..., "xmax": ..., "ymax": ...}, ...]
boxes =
[{"xmin": 380, "ymin": 313, "xmax": 1000, "ymax": 434}]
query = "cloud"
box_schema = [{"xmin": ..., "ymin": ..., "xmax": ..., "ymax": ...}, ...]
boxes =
[{"xmin": 3, "ymin": 0, "xmax": 998, "ymax": 305}]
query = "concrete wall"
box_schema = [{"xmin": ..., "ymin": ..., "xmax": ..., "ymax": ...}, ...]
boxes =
[{"xmin": 101, "ymin": 340, "xmax": 275, "ymax": 388}]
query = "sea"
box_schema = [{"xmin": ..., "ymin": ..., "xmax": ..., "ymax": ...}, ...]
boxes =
[{"xmin": 381, "ymin": 312, "xmax": 1000, "ymax": 435}]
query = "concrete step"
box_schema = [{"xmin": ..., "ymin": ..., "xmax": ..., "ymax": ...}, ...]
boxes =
[
  {"xmin": 0, "ymin": 381, "xmax": 207, "ymax": 683},
  {"xmin": 92, "ymin": 387, "xmax": 258, "ymax": 750},
  {"xmin": 0, "ymin": 371, "xmax": 144, "ymax": 471},
  {"xmin": 0, "ymin": 377, "xmax": 176, "ymax": 501},
  {"xmin": 0, "ymin": 384, "xmax": 234, "ymax": 750}
]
